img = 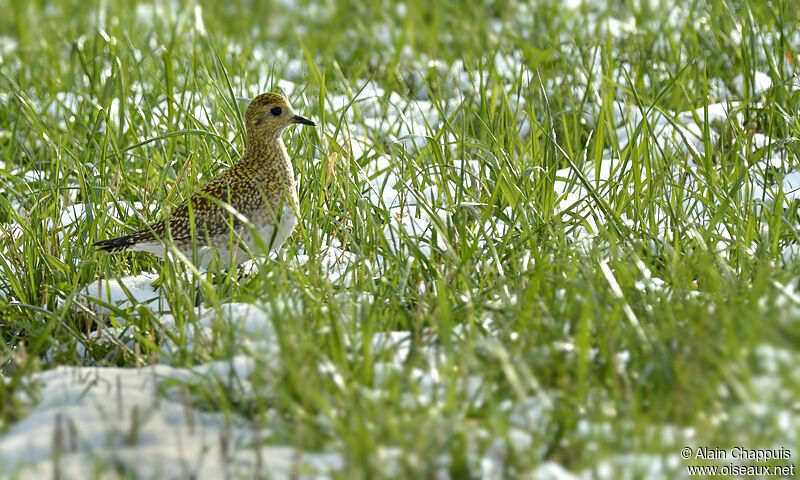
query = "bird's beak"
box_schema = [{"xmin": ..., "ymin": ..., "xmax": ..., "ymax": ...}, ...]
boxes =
[{"xmin": 291, "ymin": 114, "xmax": 316, "ymax": 126}]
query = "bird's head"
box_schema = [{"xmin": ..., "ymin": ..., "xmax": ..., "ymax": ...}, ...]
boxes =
[{"xmin": 244, "ymin": 93, "xmax": 316, "ymax": 140}]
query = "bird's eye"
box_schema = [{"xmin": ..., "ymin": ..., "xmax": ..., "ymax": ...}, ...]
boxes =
[{"xmin": 270, "ymin": 107, "xmax": 282, "ymax": 116}]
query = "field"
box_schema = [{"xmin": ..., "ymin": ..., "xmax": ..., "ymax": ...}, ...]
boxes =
[{"xmin": 1, "ymin": 0, "xmax": 800, "ymax": 478}]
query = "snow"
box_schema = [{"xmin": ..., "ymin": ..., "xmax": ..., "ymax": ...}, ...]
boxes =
[
  {"xmin": 733, "ymin": 71, "xmax": 773, "ymax": 97},
  {"xmin": 0, "ymin": 363, "xmax": 342, "ymax": 479},
  {"xmin": 78, "ymin": 273, "xmax": 165, "ymax": 315},
  {"xmin": 383, "ymin": 214, "xmax": 448, "ymax": 258},
  {"xmin": 532, "ymin": 463, "xmax": 579, "ymax": 480},
  {"xmin": 293, "ymin": 244, "xmax": 367, "ymax": 287},
  {"xmin": 158, "ymin": 302, "xmax": 285, "ymax": 362},
  {"xmin": 782, "ymin": 172, "xmax": 800, "ymax": 198}
]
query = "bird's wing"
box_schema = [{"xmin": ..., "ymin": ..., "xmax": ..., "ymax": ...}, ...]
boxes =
[
  {"xmin": 95, "ymin": 164, "xmax": 268, "ymax": 251},
  {"xmin": 164, "ymin": 173, "xmax": 258, "ymax": 241},
  {"xmin": 118, "ymin": 170, "xmax": 252, "ymax": 244}
]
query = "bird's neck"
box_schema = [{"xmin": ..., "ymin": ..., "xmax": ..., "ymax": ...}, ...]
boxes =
[
  {"xmin": 242, "ymin": 136, "xmax": 296, "ymax": 189},
  {"xmin": 243, "ymin": 135, "xmax": 285, "ymax": 163},
  {"xmin": 242, "ymin": 135, "xmax": 297, "ymax": 202}
]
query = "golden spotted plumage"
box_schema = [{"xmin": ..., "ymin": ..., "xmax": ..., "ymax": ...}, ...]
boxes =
[{"xmin": 93, "ymin": 92, "xmax": 316, "ymax": 265}]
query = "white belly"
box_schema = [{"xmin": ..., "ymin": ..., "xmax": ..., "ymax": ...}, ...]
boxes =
[
  {"xmin": 220, "ymin": 203, "xmax": 298, "ymax": 266},
  {"xmin": 253, "ymin": 203, "xmax": 298, "ymax": 253}
]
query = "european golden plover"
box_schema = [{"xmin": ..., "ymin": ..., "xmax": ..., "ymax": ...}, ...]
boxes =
[{"xmin": 93, "ymin": 92, "xmax": 316, "ymax": 266}]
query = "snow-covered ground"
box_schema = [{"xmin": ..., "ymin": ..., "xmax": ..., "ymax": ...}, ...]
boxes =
[
  {"xmin": 0, "ymin": 361, "xmax": 343, "ymax": 479},
  {"xmin": 4, "ymin": 341, "xmax": 797, "ymax": 479}
]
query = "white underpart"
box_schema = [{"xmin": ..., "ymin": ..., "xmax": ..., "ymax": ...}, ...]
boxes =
[
  {"xmin": 235, "ymin": 203, "xmax": 298, "ymax": 263},
  {"xmin": 128, "ymin": 204, "xmax": 298, "ymax": 268}
]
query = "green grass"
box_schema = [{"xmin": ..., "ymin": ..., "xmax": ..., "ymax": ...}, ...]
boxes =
[{"xmin": 1, "ymin": 0, "xmax": 800, "ymax": 477}]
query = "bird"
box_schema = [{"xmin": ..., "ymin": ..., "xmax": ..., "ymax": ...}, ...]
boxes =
[{"xmin": 93, "ymin": 92, "xmax": 316, "ymax": 267}]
